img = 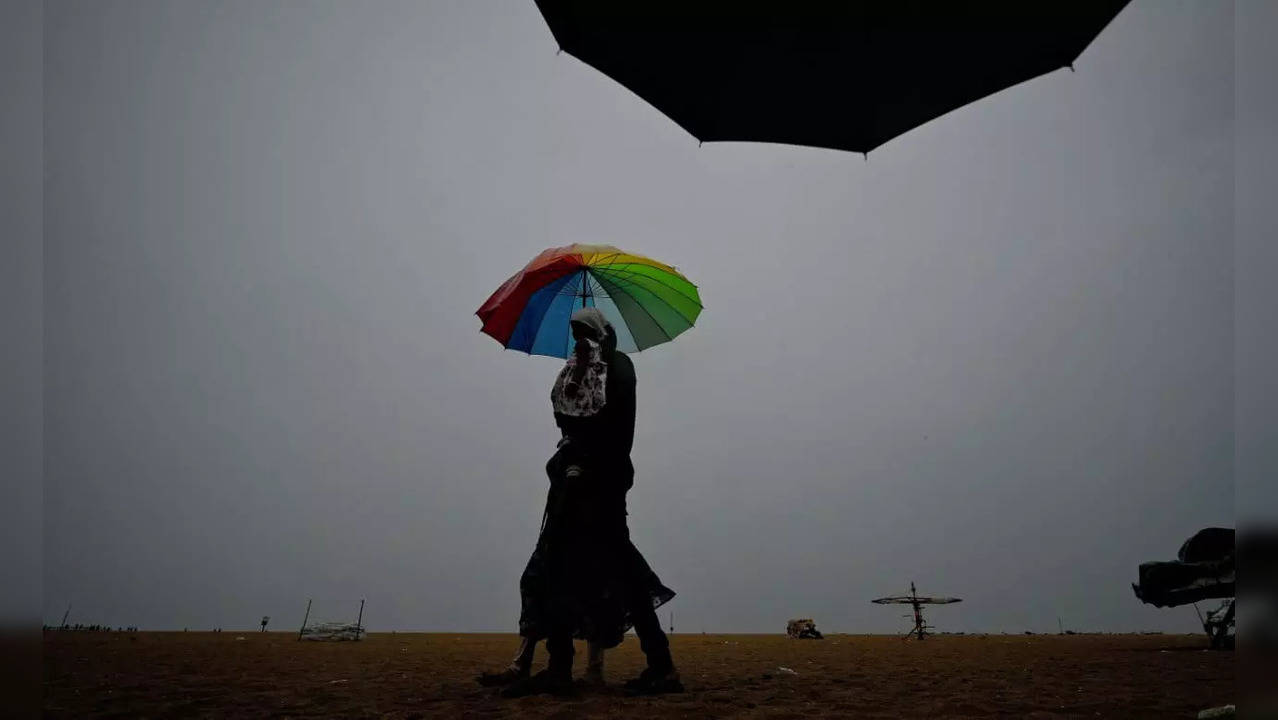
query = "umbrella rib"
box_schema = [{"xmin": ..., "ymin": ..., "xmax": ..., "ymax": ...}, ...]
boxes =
[
  {"xmin": 592, "ymin": 250, "xmax": 682, "ymax": 280},
  {"xmin": 593, "ymin": 267, "xmax": 701, "ymax": 326},
  {"xmin": 593, "ymin": 272, "xmax": 675, "ymax": 347},
  {"xmin": 587, "ymin": 274, "xmax": 611, "ymax": 299},
  {"xmin": 523, "ymin": 270, "xmax": 578, "ymax": 354},
  {"xmin": 589, "ymin": 251, "xmax": 701, "ymax": 303},
  {"xmin": 597, "ymin": 260, "xmax": 699, "ymax": 295},
  {"xmin": 593, "ymin": 265, "xmax": 702, "ymax": 316},
  {"xmin": 583, "ymin": 272, "xmax": 608, "ymax": 300},
  {"xmin": 565, "ymin": 270, "xmax": 590, "ymax": 358}
]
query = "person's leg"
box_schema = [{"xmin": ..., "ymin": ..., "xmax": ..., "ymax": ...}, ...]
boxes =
[
  {"xmin": 512, "ymin": 636, "xmax": 537, "ymax": 672},
  {"xmin": 544, "ymin": 627, "xmax": 574, "ymax": 679},
  {"xmin": 503, "ymin": 628, "xmax": 574, "ymax": 697},
  {"xmin": 481, "ymin": 527, "xmax": 550, "ymax": 687},
  {"xmin": 477, "ymin": 635, "xmax": 538, "ymax": 686},
  {"xmin": 621, "ymin": 593, "xmax": 682, "ymax": 694},
  {"xmin": 582, "ymin": 641, "xmax": 605, "ymax": 685},
  {"xmin": 628, "ymin": 601, "xmax": 673, "ymax": 673}
]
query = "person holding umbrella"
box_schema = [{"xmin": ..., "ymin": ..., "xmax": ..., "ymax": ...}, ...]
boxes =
[
  {"xmin": 475, "ymin": 246, "xmax": 699, "ymax": 696},
  {"xmin": 502, "ymin": 308, "xmax": 681, "ymax": 697},
  {"xmin": 476, "ymin": 306, "xmax": 624, "ymax": 690}
]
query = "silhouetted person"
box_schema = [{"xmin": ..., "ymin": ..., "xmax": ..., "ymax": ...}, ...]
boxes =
[{"xmin": 502, "ymin": 308, "xmax": 680, "ymax": 697}]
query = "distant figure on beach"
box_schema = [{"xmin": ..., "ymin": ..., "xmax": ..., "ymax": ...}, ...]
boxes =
[{"xmin": 484, "ymin": 308, "xmax": 681, "ymax": 697}]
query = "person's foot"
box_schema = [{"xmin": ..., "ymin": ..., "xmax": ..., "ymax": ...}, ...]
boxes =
[
  {"xmin": 476, "ymin": 666, "xmax": 528, "ymax": 687},
  {"xmin": 622, "ymin": 666, "xmax": 684, "ymax": 696},
  {"xmin": 500, "ymin": 669, "xmax": 575, "ymax": 698}
]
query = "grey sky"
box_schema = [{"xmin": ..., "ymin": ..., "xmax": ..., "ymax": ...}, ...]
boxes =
[
  {"xmin": 1235, "ymin": 0, "xmax": 1278, "ymax": 532},
  {"xmin": 43, "ymin": 0, "xmax": 1237, "ymax": 634},
  {"xmin": 2, "ymin": 0, "xmax": 43, "ymax": 629}
]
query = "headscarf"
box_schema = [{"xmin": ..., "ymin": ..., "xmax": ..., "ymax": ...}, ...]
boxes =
[
  {"xmin": 551, "ymin": 307, "xmax": 612, "ymax": 417},
  {"xmin": 568, "ymin": 307, "xmax": 608, "ymax": 342}
]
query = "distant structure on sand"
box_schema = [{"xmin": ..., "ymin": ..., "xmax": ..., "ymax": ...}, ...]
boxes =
[
  {"xmin": 299, "ymin": 622, "xmax": 364, "ymax": 641},
  {"xmin": 786, "ymin": 618, "xmax": 824, "ymax": 639},
  {"xmin": 872, "ymin": 582, "xmax": 962, "ymax": 640},
  {"xmin": 298, "ymin": 598, "xmax": 366, "ymax": 642}
]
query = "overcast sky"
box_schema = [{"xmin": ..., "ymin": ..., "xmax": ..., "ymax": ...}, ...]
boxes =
[{"xmin": 42, "ymin": 0, "xmax": 1239, "ymax": 634}]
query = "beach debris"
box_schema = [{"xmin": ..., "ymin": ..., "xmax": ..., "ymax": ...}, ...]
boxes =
[
  {"xmin": 300, "ymin": 622, "xmax": 363, "ymax": 641},
  {"xmin": 786, "ymin": 618, "xmax": 824, "ymax": 639},
  {"xmin": 872, "ymin": 581, "xmax": 962, "ymax": 640},
  {"xmin": 1197, "ymin": 705, "xmax": 1235, "ymax": 719},
  {"xmin": 297, "ymin": 599, "xmax": 365, "ymax": 641},
  {"xmin": 776, "ymin": 667, "xmax": 799, "ymax": 676}
]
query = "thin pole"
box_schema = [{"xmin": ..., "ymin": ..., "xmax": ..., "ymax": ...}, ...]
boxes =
[
  {"xmin": 60, "ymin": 604, "xmax": 71, "ymax": 629},
  {"xmin": 354, "ymin": 598, "xmax": 365, "ymax": 640},
  {"xmin": 1058, "ymin": 617, "xmax": 1064, "ymax": 634},
  {"xmin": 297, "ymin": 599, "xmax": 312, "ymax": 641},
  {"xmin": 911, "ymin": 582, "xmax": 924, "ymax": 640}
]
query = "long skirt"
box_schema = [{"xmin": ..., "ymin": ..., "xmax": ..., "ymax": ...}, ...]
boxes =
[{"xmin": 516, "ymin": 451, "xmax": 675, "ymax": 648}]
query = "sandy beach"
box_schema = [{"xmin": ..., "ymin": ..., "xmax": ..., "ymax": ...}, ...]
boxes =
[{"xmin": 44, "ymin": 631, "xmax": 1232, "ymax": 718}]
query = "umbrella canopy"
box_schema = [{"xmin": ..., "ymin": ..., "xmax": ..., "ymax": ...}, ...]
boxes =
[
  {"xmin": 535, "ymin": 0, "xmax": 1130, "ymax": 154},
  {"xmin": 477, "ymin": 244, "xmax": 701, "ymax": 358},
  {"xmin": 872, "ymin": 596, "xmax": 962, "ymax": 605}
]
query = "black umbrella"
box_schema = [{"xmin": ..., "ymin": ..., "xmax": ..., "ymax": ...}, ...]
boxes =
[{"xmin": 535, "ymin": 1, "xmax": 1130, "ymax": 154}]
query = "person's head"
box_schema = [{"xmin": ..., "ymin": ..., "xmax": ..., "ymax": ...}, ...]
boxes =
[
  {"xmin": 569, "ymin": 306, "xmax": 609, "ymax": 344},
  {"xmin": 570, "ymin": 321, "xmax": 596, "ymax": 343}
]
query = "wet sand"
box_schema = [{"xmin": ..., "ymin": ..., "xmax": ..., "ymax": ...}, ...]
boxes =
[{"xmin": 44, "ymin": 631, "xmax": 1232, "ymax": 718}]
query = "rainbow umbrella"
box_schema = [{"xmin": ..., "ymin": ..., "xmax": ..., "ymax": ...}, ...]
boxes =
[{"xmin": 477, "ymin": 244, "xmax": 701, "ymax": 358}]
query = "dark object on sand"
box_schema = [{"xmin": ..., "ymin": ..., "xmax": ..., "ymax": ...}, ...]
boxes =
[
  {"xmin": 872, "ymin": 582, "xmax": 961, "ymax": 640},
  {"xmin": 534, "ymin": 0, "xmax": 1130, "ymax": 154},
  {"xmin": 786, "ymin": 618, "xmax": 824, "ymax": 639},
  {"xmin": 1132, "ymin": 527, "xmax": 1234, "ymax": 650},
  {"xmin": 295, "ymin": 599, "xmax": 366, "ymax": 642}
]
